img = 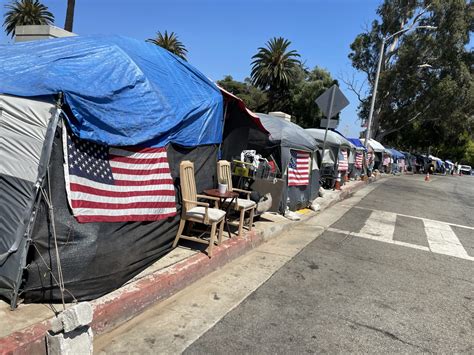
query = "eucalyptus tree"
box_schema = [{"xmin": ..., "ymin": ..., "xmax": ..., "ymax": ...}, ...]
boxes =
[{"xmin": 349, "ymin": 0, "xmax": 473, "ymax": 162}]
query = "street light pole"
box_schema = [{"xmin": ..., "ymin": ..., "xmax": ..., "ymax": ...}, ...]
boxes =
[
  {"xmin": 364, "ymin": 37, "xmax": 385, "ymax": 148},
  {"xmin": 363, "ymin": 24, "xmax": 436, "ymax": 148}
]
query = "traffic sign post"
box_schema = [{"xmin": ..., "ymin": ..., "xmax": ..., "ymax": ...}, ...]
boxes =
[{"xmin": 315, "ymin": 85, "xmax": 349, "ymax": 166}]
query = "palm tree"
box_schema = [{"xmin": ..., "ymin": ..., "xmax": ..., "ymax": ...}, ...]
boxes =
[
  {"xmin": 3, "ymin": 0, "xmax": 54, "ymax": 38},
  {"xmin": 146, "ymin": 31, "xmax": 188, "ymax": 60},
  {"xmin": 64, "ymin": 0, "xmax": 75, "ymax": 32},
  {"xmin": 251, "ymin": 37, "xmax": 301, "ymax": 110}
]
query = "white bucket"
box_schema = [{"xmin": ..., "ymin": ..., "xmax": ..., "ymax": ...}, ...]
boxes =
[{"xmin": 218, "ymin": 183, "xmax": 227, "ymax": 194}]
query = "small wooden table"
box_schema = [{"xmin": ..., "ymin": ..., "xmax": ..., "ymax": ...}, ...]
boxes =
[{"xmin": 203, "ymin": 189, "xmax": 239, "ymax": 238}]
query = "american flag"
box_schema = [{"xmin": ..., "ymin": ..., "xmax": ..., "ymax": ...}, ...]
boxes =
[
  {"xmin": 355, "ymin": 151, "xmax": 364, "ymax": 169},
  {"xmin": 288, "ymin": 150, "xmax": 310, "ymax": 186},
  {"xmin": 63, "ymin": 129, "xmax": 177, "ymax": 223},
  {"xmin": 338, "ymin": 150, "xmax": 348, "ymax": 171}
]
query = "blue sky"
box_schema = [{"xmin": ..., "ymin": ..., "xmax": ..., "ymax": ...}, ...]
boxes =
[{"xmin": 0, "ymin": 0, "xmax": 382, "ymax": 137}]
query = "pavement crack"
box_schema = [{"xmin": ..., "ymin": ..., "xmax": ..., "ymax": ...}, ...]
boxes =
[{"xmin": 345, "ymin": 319, "xmax": 429, "ymax": 351}]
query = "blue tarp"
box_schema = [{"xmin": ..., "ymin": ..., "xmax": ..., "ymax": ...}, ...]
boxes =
[
  {"xmin": 387, "ymin": 148, "xmax": 405, "ymax": 160},
  {"xmin": 347, "ymin": 138, "xmax": 367, "ymax": 150},
  {"xmin": 0, "ymin": 35, "xmax": 223, "ymax": 147}
]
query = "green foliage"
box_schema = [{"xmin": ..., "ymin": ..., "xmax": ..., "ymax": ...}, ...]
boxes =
[
  {"xmin": 217, "ymin": 76, "xmax": 268, "ymax": 112},
  {"xmin": 3, "ymin": 0, "xmax": 54, "ymax": 38},
  {"xmin": 251, "ymin": 37, "xmax": 301, "ymax": 111},
  {"xmin": 147, "ymin": 31, "xmax": 188, "ymax": 61},
  {"xmin": 348, "ymin": 0, "xmax": 474, "ymax": 162},
  {"xmin": 290, "ymin": 66, "xmax": 337, "ymax": 128},
  {"xmin": 218, "ymin": 66, "xmax": 337, "ymax": 129}
]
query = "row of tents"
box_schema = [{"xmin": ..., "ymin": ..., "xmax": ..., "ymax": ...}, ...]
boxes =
[{"xmin": 0, "ymin": 35, "xmax": 440, "ymax": 308}]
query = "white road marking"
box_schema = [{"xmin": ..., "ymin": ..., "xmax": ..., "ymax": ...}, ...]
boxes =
[
  {"xmin": 359, "ymin": 210, "xmax": 397, "ymax": 242},
  {"xmin": 423, "ymin": 220, "xmax": 471, "ymax": 259},
  {"xmin": 328, "ymin": 210, "xmax": 474, "ymax": 261},
  {"xmin": 351, "ymin": 205, "xmax": 474, "ymax": 231},
  {"xmin": 327, "ymin": 227, "xmax": 431, "ymax": 252}
]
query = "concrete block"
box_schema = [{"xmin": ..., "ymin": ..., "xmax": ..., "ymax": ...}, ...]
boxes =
[
  {"xmin": 50, "ymin": 302, "xmax": 93, "ymax": 333},
  {"xmin": 47, "ymin": 326, "xmax": 93, "ymax": 355}
]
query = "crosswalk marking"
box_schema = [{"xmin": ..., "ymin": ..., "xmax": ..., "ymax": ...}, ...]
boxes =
[
  {"xmin": 351, "ymin": 205, "xmax": 474, "ymax": 231},
  {"xmin": 423, "ymin": 220, "xmax": 470, "ymax": 259},
  {"xmin": 328, "ymin": 208, "xmax": 474, "ymax": 262},
  {"xmin": 359, "ymin": 210, "xmax": 397, "ymax": 242}
]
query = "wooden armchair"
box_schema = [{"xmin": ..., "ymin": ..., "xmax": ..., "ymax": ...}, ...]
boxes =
[
  {"xmin": 172, "ymin": 161, "xmax": 225, "ymax": 257},
  {"xmin": 217, "ymin": 160, "xmax": 256, "ymax": 237}
]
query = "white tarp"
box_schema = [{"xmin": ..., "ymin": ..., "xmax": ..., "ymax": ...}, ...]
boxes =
[{"xmin": 0, "ymin": 95, "xmax": 55, "ymax": 182}]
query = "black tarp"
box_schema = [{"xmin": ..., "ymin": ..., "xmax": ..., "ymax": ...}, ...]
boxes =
[{"xmin": 22, "ymin": 126, "xmax": 218, "ymax": 303}]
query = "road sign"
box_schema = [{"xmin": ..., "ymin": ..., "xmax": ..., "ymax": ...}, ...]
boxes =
[
  {"xmin": 315, "ymin": 84, "xmax": 349, "ymax": 119},
  {"xmin": 320, "ymin": 118, "xmax": 339, "ymax": 129},
  {"xmin": 315, "ymin": 85, "xmax": 350, "ymax": 159}
]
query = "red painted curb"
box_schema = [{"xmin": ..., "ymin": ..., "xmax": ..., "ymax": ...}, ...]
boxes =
[{"xmin": 0, "ymin": 178, "xmax": 376, "ymax": 354}]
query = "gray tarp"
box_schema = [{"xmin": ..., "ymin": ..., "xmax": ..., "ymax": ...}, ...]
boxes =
[{"xmin": 305, "ymin": 129, "xmax": 353, "ymax": 149}]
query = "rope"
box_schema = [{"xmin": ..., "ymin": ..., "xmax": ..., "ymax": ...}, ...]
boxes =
[{"xmin": 38, "ymin": 169, "xmax": 70, "ymax": 311}]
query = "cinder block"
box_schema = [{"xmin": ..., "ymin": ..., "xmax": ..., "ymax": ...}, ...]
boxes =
[
  {"xmin": 47, "ymin": 326, "xmax": 93, "ymax": 355},
  {"xmin": 50, "ymin": 302, "xmax": 93, "ymax": 333}
]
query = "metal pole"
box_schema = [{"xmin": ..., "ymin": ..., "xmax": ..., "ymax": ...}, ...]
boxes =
[
  {"xmin": 321, "ymin": 87, "xmax": 336, "ymax": 164},
  {"xmin": 364, "ymin": 37, "xmax": 385, "ymax": 147}
]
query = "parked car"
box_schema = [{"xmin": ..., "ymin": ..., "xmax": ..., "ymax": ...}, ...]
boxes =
[{"xmin": 459, "ymin": 165, "xmax": 472, "ymax": 175}]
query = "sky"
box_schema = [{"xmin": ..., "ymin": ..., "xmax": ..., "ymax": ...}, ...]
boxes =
[{"xmin": 0, "ymin": 0, "xmax": 383, "ymax": 137}]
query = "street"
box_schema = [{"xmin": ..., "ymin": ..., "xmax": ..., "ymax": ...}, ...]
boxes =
[{"xmin": 95, "ymin": 175, "xmax": 474, "ymax": 354}]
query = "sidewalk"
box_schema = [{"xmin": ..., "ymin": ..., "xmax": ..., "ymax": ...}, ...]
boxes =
[{"xmin": 0, "ymin": 177, "xmax": 380, "ymax": 355}]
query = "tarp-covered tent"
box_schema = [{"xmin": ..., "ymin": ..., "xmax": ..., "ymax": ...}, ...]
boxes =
[
  {"xmin": 305, "ymin": 129, "xmax": 353, "ymax": 161},
  {"xmin": 244, "ymin": 114, "xmax": 319, "ymax": 212},
  {"xmin": 219, "ymin": 87, "xmax": 268, "ymax": 161},
  {"xmin": 387, "ymin": 148, "xmax": 405, "ymax": 173},
  {"xmin": 0, "ymin": 35, "xmax": 224, "ymax": 308},
  {"xmin": 361, "ymin": 138, "xmax": 385, "ymax": 170},
  {"xmin": 347, "ymin": 138, "xmax": 366, "ymax": 177},
  {"xmin": 305, "ymin": 129, "xmax": 352, "ymax": 187}
]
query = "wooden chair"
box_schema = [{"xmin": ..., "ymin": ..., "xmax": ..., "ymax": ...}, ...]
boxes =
[
  {"xmin": 172, "ymin": 161, "xmax": 225, "ymax": 257},
  {"xmin": 217, "ymin": 160, "xmax": 256, "ymax": 237}
]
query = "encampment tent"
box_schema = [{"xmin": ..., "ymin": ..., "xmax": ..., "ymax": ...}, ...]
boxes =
[
  {"xmin": 0, "ymin": 35, "xmax": 224, "ymax": 308},
  {"xmin": 243, "ymin": 114, "xmax": 319, "ymax": 212}
]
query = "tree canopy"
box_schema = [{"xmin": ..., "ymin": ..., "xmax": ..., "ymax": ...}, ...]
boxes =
[
  {"xmin": 349, "ymin": 0, "xmax": 474, "ymax": 164},
  {"xmin": 251, "ymin": 37, "xmax": 301, "ymax": 111},
  {"xmin": 3, "ymin": 0, "xmax": 54, "ymax": 37},
  {"xmin": 146, "ymin": 31, "xmax": 188, "ymax": 61},
  {"xmin": 219, "ymin": 65, "xmax": 336, "ymax": 129}
]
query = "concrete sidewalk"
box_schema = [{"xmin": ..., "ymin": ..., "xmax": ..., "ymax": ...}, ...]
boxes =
[{"xmin": 0, "ymin": 177, "xmax": 381, "ymax": 354}]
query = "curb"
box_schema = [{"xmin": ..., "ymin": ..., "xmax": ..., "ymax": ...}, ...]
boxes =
[{"xmin": 0, "ymin": 177, "xmax": 377, "ymax": 355}]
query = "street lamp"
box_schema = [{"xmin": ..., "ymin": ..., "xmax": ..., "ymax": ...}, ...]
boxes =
[{"xmin": 364, "ymin": 25, "xmax": 437, "ymax": 147}]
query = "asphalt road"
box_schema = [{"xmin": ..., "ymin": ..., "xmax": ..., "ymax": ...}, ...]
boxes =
[{"xmin": 185, "ymin": 175, "xmax": 474, "ymax": 353}]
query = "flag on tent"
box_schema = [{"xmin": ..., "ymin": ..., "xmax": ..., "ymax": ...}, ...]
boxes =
[
  {"xmin": 288, "ymin": 150, "xmax": 310, "ymax": 186},
  {"xmin": 63, "ymin": 130, "xmax": 177, "ymax": 223},
  {"xmin": 355, "ymin": 152, "xmax": 363, "ymax": 169},
  {"xmin": 338, "ymin": 150, "xmax": 348, "ymax": 171}
]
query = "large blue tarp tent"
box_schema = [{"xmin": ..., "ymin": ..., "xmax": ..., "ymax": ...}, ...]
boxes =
[
  {"xmin": 0, "ymin": 35, "xmax": 223, "ymax": 147},
  {"xmin": 0, "ymin": 35, "xmax": 224, "ymax": 307}
]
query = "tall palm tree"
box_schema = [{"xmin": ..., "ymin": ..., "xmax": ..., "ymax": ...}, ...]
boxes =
[
  {"xmin": 64, "ymin": 0, "xmax": 75, "ymax": 32},
  {"xmin": 146, "ymin": 31, "xmax": 188, "ymax": 61},
  {"xmin": 3, "ymin": 0, "xmax": 54, "ymax": 38},
  {"xmin": 251, "ymin": 37, "xmax": 301, "ymax": 110}
]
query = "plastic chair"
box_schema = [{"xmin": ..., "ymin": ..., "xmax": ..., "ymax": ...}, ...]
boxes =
[
  {"xmin": 172, "ymin": 161, "xmax": 225, "ymax": 257},
  {"xmin": 217, "ymin": 160, "xmax": 256, "ymax": 237}
]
